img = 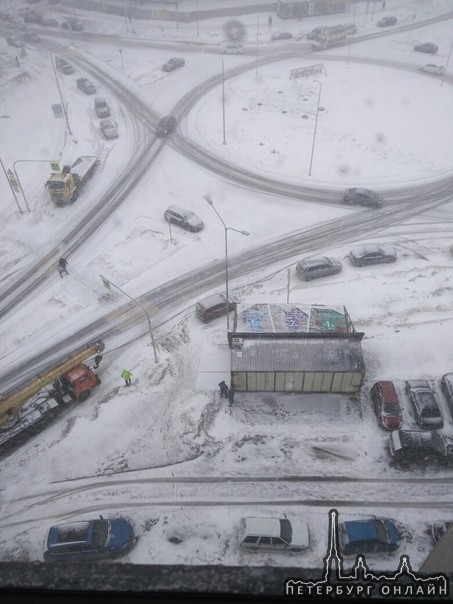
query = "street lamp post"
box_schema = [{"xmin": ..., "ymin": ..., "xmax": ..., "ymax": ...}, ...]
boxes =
[
  {"xmin": 221, "ymin": 54, "xmax": 226, "ymax": 145},
  {"xmin": 308, "ymin": 79, "xmax": 322, "ymax": 177},
  {"xmin": 100, "ymin": 275, "xmax": 159, "ymax": 363},
  {"xmin": 205, "ymin": 195, "xmax": 249, "ymax": 332},
  {"xmin": 50, "ymin": 54, "xmax": 72, "ymax": 135},
  {"xmin": 119, "ymin": 48, "xmax": 124, "ymax": 70}
]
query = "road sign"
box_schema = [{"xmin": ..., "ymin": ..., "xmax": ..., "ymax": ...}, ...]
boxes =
[{"xmin": 7, "ymin": 169, "xmax": 20, "ymax": 193}]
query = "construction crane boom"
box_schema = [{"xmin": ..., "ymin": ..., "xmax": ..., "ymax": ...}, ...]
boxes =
[{"xmin": 0, "ymin": 340, "xmax": 104, "ymax": 426}]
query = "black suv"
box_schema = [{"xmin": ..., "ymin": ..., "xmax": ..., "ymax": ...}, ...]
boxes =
[
  {"xmin": 162, "ymin": 57, "xmax": 185, "ymax": 72},
  {"xmin": 164, "ymin": 205, "xmax": 203, "ymax": 232},
  {"xmin": 405, "ymin": 379, "xmax": 443, "ymax": 430},
  {"xmin": 156, "ymin": 116, "xmax": 176, "ymax": 136},
  {"xmin": 196, "ymin": 293, "xmax": 235, "ymax": 323},
  {"xmin": 343, "ymin": 187, "xmax": 383, "ymax": 208},
  {"xmin": 414, "ymin": 42, "xmax": 438, "ymax": 54},
  {"xmin": 389, "ymin": 429, "xmax": 453, "ymax": 465}
]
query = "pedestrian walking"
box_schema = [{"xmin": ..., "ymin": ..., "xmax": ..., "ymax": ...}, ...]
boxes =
[
  {"xmin": 228, "ymin": 387, "xmax": 234, "ymax": 406},
  {"xmin": 93, "ymin": 354, "xmax": 103, "ymax": 369},
  {"xmin": 268, "ymin": 15, "xmax": 273, "ymax": 26},
  {"xmin": 218, "ymin": 381, "xmax": 229, "ymax": 398},
  {"xmin": 58, "ymin": 257, "xmax": 69, "ymax": 277},
  {"xmin": 121, "ymin": 368, "xmax": 132, "ymax": 386}
]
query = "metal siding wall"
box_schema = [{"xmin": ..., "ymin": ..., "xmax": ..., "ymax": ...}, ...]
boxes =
[
  {"xmin": 247, "ymin": 373, "xmax": 257, "ymax": 391},
  {"xmin": 294, "ymin": 372, "xmax": 304, "ymax": 392},
  {"xmin": 284, "ymin": 373, "xmax": 295, "ymax": 392},
  {"xmin": 321, "ymin": 372, "xmax": 334, "ymax": 392},
  {"xmin": 275, "ymin": 372, "xmax": 285, "ymax": 390},
  {"xmin": 256, "ymin": 373, "xmax": 266, "ymax": 391},
  {"xmin": 233, "ymin": 372, "xmax": 247, "ymax": 391},
  {"xmin": 312, "ymin": 373, "xmax": 324, "ymax": 391},
  {"xmin": 265, "ymin": 372, "xmax": 275, "ymax": 391},
  {"xmin": 331, "ymin": 372, "xmax": 344, "ymax": 392},
  {"xmin": 340, "ymin": 372, "xmax": 354, "ymax": 392},
  {"xmin": 303, "ymin": 372, "xmax": 315, "ymax": 392}
]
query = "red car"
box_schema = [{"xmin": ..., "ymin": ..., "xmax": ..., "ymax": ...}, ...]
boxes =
[{"xmin": 370, "ymin": 381, "xmax": 402, "ymax": 430}]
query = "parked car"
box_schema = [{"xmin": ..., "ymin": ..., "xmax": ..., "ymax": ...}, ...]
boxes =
[
  {"xmin": 377, "ymin": 16, "xmax": 398, "ymax": 27},
  {"xmin": 405, "ymin": 379, "xmax": 443, "ymax": 430},
  {"xmin": 338, "ymin": 517, "xmax": 400, "ymax": 555},
  {"xmin": 23, "ymin": 11, "xmax": 43, "ymax": 24},
  {"xmin": 94, "ymin": 97, "xmax": 110, "ymax": 118},
  {"xmin": 6, "ymin": 35, "xmax": 23, "ymax": 48},
  {"xmin": 370, "ymin": 381, "xmax": 403, "ymax": 430},
  {"xmin": 77, "ymin": 78, "xmax": 96, "ymax": 94},
  {"xmin": 195, "ymin": 293, "xmax": 236, "ymax": 323},
  {"xmin": 55, "ymin": 57, "xmax": 74, "ymax": 74},
  {"xmin": 62, "ymin": 18, "xmax": 84, "ymax": 31},
  {"xmin": 164, "ymin": 205, "xmax": 203, "ymax": 232},
  {"xmin": 389, "ymin": 429, "xmax": 453, "ymax": 465},
  {"xmin": 239, "ymin": 516, "xmax": 310, "ymax": 552},
  {"xmin": 349, "ymin": 244, "xmax": 397, "ymax": 267},
  {"xmin": 271, "ymin": 32, "xmax": 293, "ymax": 41},
  {"xmin": 414, "ymin": 42, "xmax": 438, "ymax": 54},
  {"xmin": 343, "ymin": 187, "xmax": 383, "ymax": 208},
  {"xmin": 295, "ymin": 256, "xmax": 342, "ymax": 281},
  {"xmin": 420, "ymin": 63, "xmax": 445, "ymax": 75},
  {"xmin": 306, "ymin": 27, "xmax": 328, "ymax": 40},
  {"xmin": 440, "ymin": 373, "xmax": 453, "ymax": 408},
  {"xmin": 100, "ymin": 118, "xmax": 119, "ymax": 139},
  {"xmin": 162, "ymin": 57, "xmax": 185, "ymax": 72},
  {"xmin": 221, "ymin": 43, "xmax": 244, "ymax": 54},
  {"xmin": 41, "ymin": 16, "xmax": 59, "ymax": 27},
  {"xmin": 22, "ymin": 32, "xmax": 41, "ymax": 43},
  {"xmin": 44, "ymin": 516, "xmax": 134, "ymax": 561},
  {"xmin": 156, "ymin": 115, "xmax": 176, "ymax": 136}
]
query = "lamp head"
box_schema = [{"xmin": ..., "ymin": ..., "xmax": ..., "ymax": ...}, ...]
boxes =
[{"xmin": 205, "ymin": 195, "xmax": 213, "ymax": 205}]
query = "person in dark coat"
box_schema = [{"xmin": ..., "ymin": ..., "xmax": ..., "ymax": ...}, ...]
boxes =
[
  {"xmin": 218, "ymin": 381, "xmax": 229, "ymax": 398},
  {"xmin": 228, "ymin": 388, "xmax": 234, "ymax": 406},
  {"xmin": 93, "ymin": 354, "xmax": 103, "ymax": 369},
  {"xmin": 58, "ymin": 257, "xmax": 69, "ymax": 277}
]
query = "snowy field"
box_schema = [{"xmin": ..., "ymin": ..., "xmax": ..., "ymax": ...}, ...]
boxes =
[{"xmin": 0, "ymin": 0, "xmax": 453, "ymax": 578}]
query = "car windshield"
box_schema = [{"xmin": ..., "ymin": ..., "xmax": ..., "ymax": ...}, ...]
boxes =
[
  {"xmin": 279, "ymin": 519, "xmax": 292, "ymax": 543},
  {"xmin": 2, "ymin": 0, "xmax": 453, "ymax": 598},
  {"xmin": 383, "ymin": 402, "xmax": 400, "ymax": 415},
  {"xmin": 373, "ymin": 520, "xmax": 389, "ymax": 543},
  {"xmin": 91, "ymin": 520, "xmax": 109, "ymax": 547}
]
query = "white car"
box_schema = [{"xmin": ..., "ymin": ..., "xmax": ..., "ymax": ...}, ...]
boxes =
[
  {"xmin": 100, "ymin": 118, "xmax": 119, "ymax": 139},
  {"xmin": 420, "ymin": 63, "xmax": 445, "ymax": 75},
  {"xmin": 221, "ymin": 43, "xmax": 244, "ymax": 54},
  {"xmin": 239, "ymin": 516, "xmax": 310, "ymax": 551}
]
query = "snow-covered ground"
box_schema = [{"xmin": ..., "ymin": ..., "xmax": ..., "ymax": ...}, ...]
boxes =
[{"xmin": 1, "ymin": 0, "xmax": 453, "ymax": 578}]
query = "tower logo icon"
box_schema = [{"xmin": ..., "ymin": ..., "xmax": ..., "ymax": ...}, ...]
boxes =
[{"xmin": 285, "ymin": 509, "xmax": 448, "ymax": 599}]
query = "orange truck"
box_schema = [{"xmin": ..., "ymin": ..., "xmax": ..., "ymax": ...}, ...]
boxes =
[{"xmin": 0, "ymin": 340, "xmax": 104, "ymax": 453}]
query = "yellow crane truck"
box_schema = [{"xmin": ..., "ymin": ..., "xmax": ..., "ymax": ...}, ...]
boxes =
[
  {"xmin": 45, "ymin": 156, "xmax": 99, "ymax": 205},
  {"xmin": 0, "ymin": 340, "xmax": 104, "ymax": 454}
]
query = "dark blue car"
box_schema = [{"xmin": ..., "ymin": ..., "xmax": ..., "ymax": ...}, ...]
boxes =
[
  {"xmin": 338, "ymin": 517, "xmax": 400, "ymax": 556},
  {"xmin": 44, "ymin": 516, "xmax": 134, "ymax": 561}
]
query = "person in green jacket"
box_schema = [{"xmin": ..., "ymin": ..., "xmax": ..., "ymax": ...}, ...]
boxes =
[{"xmin": 121, "ymin": 368, "xmax": 132, "ymax": 386}]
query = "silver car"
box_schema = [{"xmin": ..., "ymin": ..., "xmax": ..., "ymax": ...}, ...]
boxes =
[
  {"xmin": 296, "ymin": 256, "xmax": 343, "ymax": 281},
  {"xmin": 239, "ymin": 516, "xmax": 310, "ymax": 552},
  {"xmin": 100, "ymin": 119, "xmax": 119, "ymax": 139},
  {"xmin": 420, "ymin": 64, "xmax": 445, "ymax": 75},
  {"xmin": 349, "ymin": 244, "xmax": 397, "ymax": 266}
]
